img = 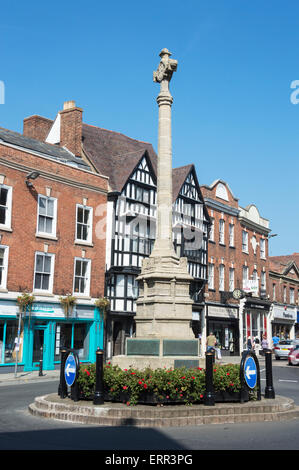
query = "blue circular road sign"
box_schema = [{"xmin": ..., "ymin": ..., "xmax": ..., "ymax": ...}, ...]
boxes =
[
  {"xmin": 243, "ymin": 355, "xmax": 257, "ymax": 389},
  {"xmin": 64, "ymin": 353, "xmax": 77, "ymax": 387}
]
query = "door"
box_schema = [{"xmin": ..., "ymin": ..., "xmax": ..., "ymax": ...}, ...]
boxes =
[{"xmin": 32, "ymin": 326, "xmax": 45, "ymax": 368}]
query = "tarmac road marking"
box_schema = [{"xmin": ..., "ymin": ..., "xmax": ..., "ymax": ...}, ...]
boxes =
[{"xmin": 278, "ymin": 379, "xmax": 298, "ymax": 383}]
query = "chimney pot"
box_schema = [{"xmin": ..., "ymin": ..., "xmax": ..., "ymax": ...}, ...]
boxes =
[{"xmin": 63, "ymin": 100, "xmax": 76, "ymax": 110}]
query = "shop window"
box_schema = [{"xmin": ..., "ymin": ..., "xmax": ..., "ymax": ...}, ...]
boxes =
[
  {"xmin": 0, "ymin": 320, "xmax": 19, "ymax": 364},
  {"xmin": 54, "ymin": 322, "xmax": 89, "ymax": 361}
]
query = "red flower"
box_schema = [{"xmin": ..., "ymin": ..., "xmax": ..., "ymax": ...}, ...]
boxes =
[
  {"xmin": 166, "ymin": 395, "xmax": 169, "ymax": 399},
  {"xmin": 143, "ymin": 384, "xmax": 148, "ymax": 389},
  {"xmin": 181, "ymin": 376, "xmax": 185, "ymax": 379},
  {"xmin": 131, "ymin": 372, "xmax": 136, "ymax": 375},
  {"xmin": 123, "ymin": 386, "xmax": 128, "ymax": 390},
  {"xmin": 191, "ymin": 376, "xmax": 195, "ymax": 380},
  {"xmin": 84, "ymin": 369, "xmax": 90, "ymax": 376},
  {"xmin": 200, "ymin": 394, "xmax": 203, "ymax": 398},
  {"xmin": 138, "ymin": 381, "xmax": 143, "ymax": 385},
  {"xmin": 126, "ymin": 402, "xmax": 130, "ymax": 406},
  {"xmin": 226, "ymin": 372, "xmax": 230, "ymax": 376}
]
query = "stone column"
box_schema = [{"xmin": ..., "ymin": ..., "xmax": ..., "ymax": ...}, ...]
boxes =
[
  {"xmin": 134, "ymin": 49, "xmax": 194, "ymax": 339},
  {"xmin": 151, "ymin": 50, "xmax": 177, "ymax": 259}
]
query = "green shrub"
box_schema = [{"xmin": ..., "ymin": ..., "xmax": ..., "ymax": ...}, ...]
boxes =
[{"xmin": 77, "ymin": 362, "xmax": 250, "ymax": 406}]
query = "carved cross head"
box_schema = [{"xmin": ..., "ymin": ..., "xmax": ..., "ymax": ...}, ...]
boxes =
[{"xmin": 153, "ymin": 48, "xmax": 178, "ymax": 83}]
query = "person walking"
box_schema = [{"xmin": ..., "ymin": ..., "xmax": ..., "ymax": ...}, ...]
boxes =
[
  {"xmin": 247, "ymin": 336, "xmax": 253, "ymax": 350},
  {"xmin": 261, "ymin": 334, "xmax": 269, "ymax": 355},
  {"xmin": 206, "ymin": 331, "xmax": 217, "ymax": 353}
]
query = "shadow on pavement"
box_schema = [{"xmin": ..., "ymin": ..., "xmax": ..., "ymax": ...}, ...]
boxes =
[{"xmin": 0, "ymin": 425, "xmax": 187, "ymax": 451}]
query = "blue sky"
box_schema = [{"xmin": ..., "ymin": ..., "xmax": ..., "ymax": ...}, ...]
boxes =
[{"xmin": 0, "ymin": 0, "xmax": 298, "ymax": 256}]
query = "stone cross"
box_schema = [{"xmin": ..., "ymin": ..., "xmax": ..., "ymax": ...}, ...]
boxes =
[
  {"xmin": 153, "ymin": 48, "xmax": 178, "ymax": 85},
  {"xmin": 151, "ymin": 48, "xmax": 178, "ymax": 259}
]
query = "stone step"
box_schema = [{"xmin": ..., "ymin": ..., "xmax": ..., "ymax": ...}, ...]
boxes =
[{"xmin": 28, "ymin": 394, "xmax": 299, "ymax": 427}]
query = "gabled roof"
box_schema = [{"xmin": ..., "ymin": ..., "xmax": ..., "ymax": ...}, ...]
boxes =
[
  {"xmin": 0, "ymin": 127, "xmax": 90, "ymax": 170},
  {"xmin": 82, "ymin": 123, "xmax": 157, "ymax": 192},
  {"xmin": 269, "ymin": 256, "xmax": 299, "ymax": 278},
  {"xmin": 172, "ymin": 164, "xmax": 193, "ymax": 202}
]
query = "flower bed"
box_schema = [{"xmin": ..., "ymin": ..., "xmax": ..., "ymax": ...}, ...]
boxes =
[{"xmin": 77, "ymin": 363, "xmax": 256, "ymax": 406}]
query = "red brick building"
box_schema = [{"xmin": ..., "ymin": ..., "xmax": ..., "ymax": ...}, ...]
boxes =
[
  {"xmin": 200, "ymin": 180, "xmax": 271, "ymax": 356},
  {"xmin": 268, "ymin": 254, "xmax": 299, "ymax": 339},
  {"xmin": 0, "ymin": 110, "xmax": 108, "ymax": 372}
]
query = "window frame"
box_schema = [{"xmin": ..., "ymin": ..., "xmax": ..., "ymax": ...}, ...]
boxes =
[
  {"xmin": 0, "ymin": 245, "xmax": 9, "ymax": 290},
  {"xmin": 219, "ymin": 219, "xmax": 225, "ymax": 245},
  {"xmin": 36, "ymin": 194, "xmax": 57, "ymax": 238},
  {"xmin": 33, "ymin": 251, "xmax": 55, "ymax": 294},
  {"xmin": 73, "ymin": 257, "xmax": 91, "ymax": 297},
  {"xmin": 0, "ymin": 185, "xmax": 12, "ymax": 231},
  {"xmin": 75, "ymin": 204, "xmax": 93, "ymax": 244},
  {"xmin": 242, "ymin": 230, "xmax": 248, "ymax": 252}
]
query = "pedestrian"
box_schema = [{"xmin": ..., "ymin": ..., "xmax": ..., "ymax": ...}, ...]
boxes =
[
  {"xmin": 247, "ymin": 336, "xmax": 253, "ymax": 350},
  {"xmin": 272, "ymin": 334, "xmax": 279, "ymax": 349},
  {"xmin": 261, "ymin": 334, "xmax": 269, "ymax": 354},
  {"xmin": 254, "ymin": 336, "xmax": 261, "ymax": 355},
  {"xmin": 206, "ymin": 331, "xmax": 217, "ymax": 353}
]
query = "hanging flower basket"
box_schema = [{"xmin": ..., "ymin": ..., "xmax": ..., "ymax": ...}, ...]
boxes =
[
  {"xmin": 17, "ymin": 292, "xmax": 35, "ymax": 313},
  {"xmin": 16, "ymin": 292, "xmax": 35, "ymax": 328},
  {"xmin": 59, "ymin": 294, "xmax": 77, "ymax": 318},
  {"xmin": 94, "ymin": 297, "xmax": 110, "ymax": 311}
]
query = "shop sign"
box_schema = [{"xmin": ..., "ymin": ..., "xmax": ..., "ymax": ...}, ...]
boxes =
[
  {"xmin": 208, "ymin": 305, "xmax": 238, "ymax": 319},
  {"xmin": 272, "ymin": 305, "xmax": 296, "ymax": 321},
  {"xmin": 31, "ymin": 303, "xmax": 55, "ymax": 314},
  {"xmin": 243, "ymin": 279, "xmax": 259, "ymax": 294}
]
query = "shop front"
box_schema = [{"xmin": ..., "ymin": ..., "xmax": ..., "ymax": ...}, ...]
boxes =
[
  {"xmin": 206, "ymin": 304, "xmax": 239, "ymax": 356},
  {"xmin": 271, "ymin": 304, "xmax": 297, "ymax": 340},
  {"xmin": 241, "ymin": 298, "xmax": 271, "ymax": 350},
  {"xmin": 0, "ymin": 299, "xmax": 104, "ymax": 372}
]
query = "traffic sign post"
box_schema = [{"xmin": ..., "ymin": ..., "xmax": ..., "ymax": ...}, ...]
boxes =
[
  {"xmin": 264, "ymin": 350, "xmax": 275, "ymax": 399},
  {"xmin": 64, "ymin": 351, "xmax": 80, "ymax": 402},
  {"xmin": 58, "ymin": 349, "xmax": 68, "ymax": 399},
  {"xmin": 240, "ymin": 350, "xmax": 261, "ymax": 403}
]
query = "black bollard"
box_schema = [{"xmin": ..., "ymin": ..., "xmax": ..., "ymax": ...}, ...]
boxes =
[
  {"xmin": 204, "ymin": 352, "xmax": 215, "ymax": 406},
  {"xmin": 264, "ymin": 349, "xmax": 275, "ymax": 399},
  {"xmin": 58, "ymin": 348, "xmax": 68, "ymax": 398},
  {"xmin": 93, "ymin": 348, "xmax": 105, "ymax": 405},
  {"xmin": 39, "ymin": 346, "xmax": 44, "ymax": 377}
]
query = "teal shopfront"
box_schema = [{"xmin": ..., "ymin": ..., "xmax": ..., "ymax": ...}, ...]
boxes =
[{"xmin": 0, "ymin": 299, "xmax": 104, "ymax": 372}]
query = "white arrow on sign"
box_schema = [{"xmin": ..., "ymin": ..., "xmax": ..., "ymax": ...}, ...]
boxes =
[
  {"xmin": 65, "ymin": 363, "xmax": 76, "ymax": 376},
  {"xmin": 245, "ymin": 365, "xmax": 256, "ymax": 381}
]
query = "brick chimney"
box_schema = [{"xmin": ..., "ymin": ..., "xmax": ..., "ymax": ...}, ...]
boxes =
[
  {"xmin": 23, "ymin": 115, "xmax": 53, "ymax": 141},
  {"xmin": 59, "ymin": 100, "xmax": 83, "ymax": 156}
]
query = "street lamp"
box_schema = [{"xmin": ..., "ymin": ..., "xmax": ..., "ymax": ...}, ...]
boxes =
[{"xmin": 25, "ymin": 171, "xmax": 40, "ymax": 187}]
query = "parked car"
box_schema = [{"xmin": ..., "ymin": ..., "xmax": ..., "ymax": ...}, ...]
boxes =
[
  {"xmin": 274, "ymin": 340, "xmax": 298, "ymax": 360},
  {"xmin": 288, "ymin": 344, "xmax": 299, "ymax": 366}
]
